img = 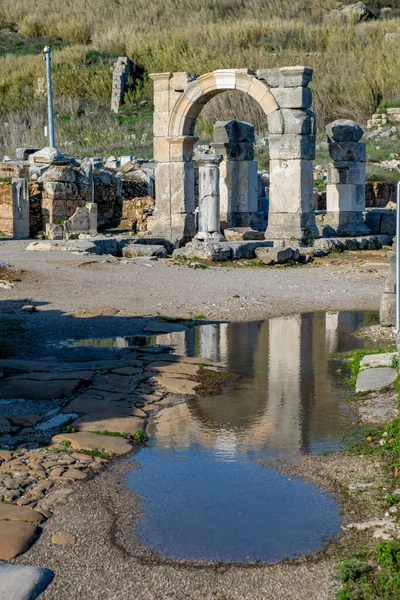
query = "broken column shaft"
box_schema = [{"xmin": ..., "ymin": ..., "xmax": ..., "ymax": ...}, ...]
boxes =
[{"xmin": 195, "ymin": 154, "xmax": 225, "ymax": 241}]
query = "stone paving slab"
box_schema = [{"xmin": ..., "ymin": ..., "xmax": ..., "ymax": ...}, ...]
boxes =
[
  {"xmin": 150, "ymin": 376, "xmax": 200, "ymax": 395},
  {"xmin": 360, "ymin": 353, "xmax": 397, "ymax": 370},
  {"xmin": 0, "ymin": 521, "xmax": 39, "ymax": 560},
  {"xmin": 0, "ymin": 504, "xmax": 44, "ymax": 525},
  {"xmin": 144, "ymin": 361, "xmax": 199, "ymax": 376},
  {"xmin": 63, "ymin": 397, "xmax": 147, "ymax": 417},
  {"xmin": 52, "ymin": 432, "xmax": 133, "ymax": 456},
  {"xmin": 0, "ymin": 379, "xmax": 82, "ymax": 400},
  {"xmin": 356, "ymin": 367, "xmax": 398, "ymax": 393},
  {"xmin": 72, "ymin": 414, "xmax": 145, "ymax": 435},
  {"xmin": 0, "ymin": 561, "xmax": 54, "ymax": 600}
]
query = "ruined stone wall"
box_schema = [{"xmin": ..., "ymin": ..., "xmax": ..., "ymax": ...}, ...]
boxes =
[
  {"xmin": 120, "ymin": 180, "xmax": 154, "ymax": 232},
  {"xmin": 94, "ymin": 170, "xmax": 122, "ymax": 228}
]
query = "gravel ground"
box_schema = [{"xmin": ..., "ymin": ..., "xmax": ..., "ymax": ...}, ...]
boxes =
[
  {"xmin": 0, "ymin": 240, "xmax": 390, "ymax": 600},
  {"xmin": 0, "ymin": 241, "xmax": 387, "ymax": 346}
]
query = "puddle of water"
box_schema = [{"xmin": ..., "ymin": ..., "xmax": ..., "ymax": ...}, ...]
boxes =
[{"xmin": 79, "ymin": 311, "xmax": 377, "ymax": 563}]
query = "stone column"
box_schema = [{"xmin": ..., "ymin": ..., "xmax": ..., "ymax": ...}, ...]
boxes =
[
  {"xmin": 257, "ymin": 67, "xmax": 318, "ymax": 242},
  {"xmin": 12, "ymin": 178, "xmax": 29, "ymax": 239},
  {"xmin": 380, "ymin": 243, "xmax": 396, "ymax": 326},
  {"xmin": 323, "ymin": 120, "xmax": 370, "ymax": 236},
  {"xmin": 212, "ymin": 120, "xmax": 259, "ymax": 229},
  {"xmin": 195, "ymin": 154, "xmax": 225, "ymax": 241},
  {"xmin": 150, "ymin": 72, "xmax": 198, "ymax": 240}
]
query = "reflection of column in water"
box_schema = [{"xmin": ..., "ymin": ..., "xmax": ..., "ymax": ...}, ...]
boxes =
[
  {"xmin": 198, "ymin": 324, "xmax": 228, "ymax": 363},
  {"xmin": 266, "ymin": 315, "xmax": 302, "ymax": 452},
  {"xmin": 325, "ymin": 312, "xmax": 339, "ymax": 355},
  {"xmin": 115, "ymin": 337, "xmax": 129, "ymax": 348}
]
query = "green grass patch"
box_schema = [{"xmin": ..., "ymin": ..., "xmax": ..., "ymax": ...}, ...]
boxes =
[
  {"xmin": 131, "ymin": 430, "xmax": 148, "ymax": 443},
  {"xmin": 337, "ymin": 541, "xmax": 400, "ymax": 599},
  {"xmin": 93, "ymin": 430, "xmax": 128, "ymax": 438},
  {"xmin": 193, "ymin": 315, "xmax": 206, "ymax": 320},
  {"xmin": 79, "ymin": 448, "xmax": 108, "ymax": 459}
]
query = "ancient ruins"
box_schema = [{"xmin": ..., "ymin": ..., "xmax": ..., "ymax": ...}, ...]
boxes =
[{"xmin": 0, "ymin": 65, "xmax": 397, "ymax": 264}]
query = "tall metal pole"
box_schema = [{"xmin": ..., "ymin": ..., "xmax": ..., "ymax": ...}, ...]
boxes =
[
  {"xmin": 43, "ymin": 46, "xmax": 55, "ymax": 149},
  {"xmin": 396, "ymin": 181, "xmax": 400, "ymax": 331}
]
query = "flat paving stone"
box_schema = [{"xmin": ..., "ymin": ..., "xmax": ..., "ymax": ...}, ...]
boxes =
[
  {"xmin": 63, "ymin": 397, "xmax": 146, "ymax": 417},
  {"xmin": 356, "ymin": 367, "xmax": 398, "ymax": 393},
  {"xmin": 0, "ymin": 504, "xmax": 44, "ymax": 525},
  {"xmin": 150, "ymin": 376, "xmax": 200, "ymax": 395},
  {"xmin": 360, "ymin": 353, "xmax": 397, "ymax": 370},
  {"xmin": 72, "ymin": 414, "xmax": 145, "ymax": 435},
  {"xmin": 0, "ymin": 522, "xmax": 39, "ymax": 560},
  {"xmin": 0, "ymin": 379, "xmax": 81, "ymax": 400},
  {"xmin": 51, "ymin": 531, "xmax": 76, "ymax": 545},
  {"xmin": 0, "ymin": 561, "xmax": 54, "ymax": 600},
  {"xmin": 52, "ymin": 432, "xmax": 132, "ymax": 456}
]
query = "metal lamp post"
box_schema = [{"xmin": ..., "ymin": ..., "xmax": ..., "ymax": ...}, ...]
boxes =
[
  {"xmin": 396, "ymin": 181, "xmax": 400, "ymax": 331},
  {"xmin": 43, "ymin": 46, "xmax": 55, "ymax": 149}
]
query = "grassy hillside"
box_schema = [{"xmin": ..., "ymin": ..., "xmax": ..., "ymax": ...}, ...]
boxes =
[{"xmin": 0, "ymin": 0, "xmax": 400, "ymax": 157}]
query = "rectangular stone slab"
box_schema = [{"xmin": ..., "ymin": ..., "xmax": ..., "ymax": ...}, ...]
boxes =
[
  {"xmin": 356, "ymin": 367, "xmax": 397, "ymax": 393},
  {"xmin": 52, "ymin": 432, "xmax": 132, "ymax": 455}
]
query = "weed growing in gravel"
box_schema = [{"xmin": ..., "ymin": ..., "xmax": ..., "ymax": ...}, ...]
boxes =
[
  {"xmin": 131, "ymin": 430, "xmax": 148, "ymax": 443},
  {"xmin": 337, "ymin": 541, "xmax": 400, "ymax": 599}
]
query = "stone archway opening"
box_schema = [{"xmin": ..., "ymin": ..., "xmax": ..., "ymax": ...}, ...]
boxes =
[{"xmin": 149, "ymin": 67, "xmax": 317, "ymax": 243}]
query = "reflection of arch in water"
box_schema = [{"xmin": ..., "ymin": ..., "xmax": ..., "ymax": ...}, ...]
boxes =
[{"xmin": 152, "ymin": 313, "xmax": 358, "ymax": 455}]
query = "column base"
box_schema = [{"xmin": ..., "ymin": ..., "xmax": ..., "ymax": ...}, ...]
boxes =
[
  {"xmin": 195, "ymin": 231, "xmax": 226, "ymax": 242},
  {"xmin": 265, "ymin": 212, "xmax": 318, "ymax": 242},
  {"xmin": 321, "ymin": 211, "xmax": 370, "ymax": 237}
]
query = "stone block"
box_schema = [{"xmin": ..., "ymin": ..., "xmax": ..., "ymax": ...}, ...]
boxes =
[
  {"xmin": 326, "ymin": 119, "xmax": 364, "ymax": 143},
  {"xmin": 327, "ymin": 162, "xmax": 366, "ymax": 185},
  {"xmin": 364, "ymin": 210, "xmax": 382, "ymax": 234},
  {"xmin": 213, "ymin": 120, "xmax": 255, "ymax": 144},
  {"xmin": 256, "ymin": 67, "xmax": 313, "ymax": 88},
  {"xmin": 43, "ymin": 181, "xmax": 78, "ymax": 201},
  {"xmin": 122, "ymin": 244, "xmax": 168, "ymax": 258},
  {"xmin": 326, "ymin": 183, "xmax": 365, "ymax": 212},
  {"xmin": 223, "ymin": 227, "xmax": 265, "ymax": 241},
  {"xmin": 270, "ymin": 87, "xmax": 312, "ymax": 109},
  {"xmin": 267, "ymin": 109, "xmax": 316, "ymax": 135},
  {"xmin": 323, "ymin": 211, "xmax": 370, "ymax": 236},
  {"xmin": 385, "ymin": 273, "xmax": 396, "ymax": 294},
  {"xmin": 381, "ymin": 211, "xmax": 396, "ymax": 235},
  {"xmin": 268, "ymin": 134, "xmax": 315, "ymax": 160},
  {"xmin": 328, "ymin": 142, "xmax": 366, "ymax": 162},
  {"xmin": 380, "ymin": 292, "xmax": 396, "ymax": 327},
  {"xmin": 212, "ymin": 142, "xmax": 254, "ymax": 161},
  {"xmin": 266, "ymin": 211, "xmax": 318, "ymax": 242},
  {"xmin": 229, "ymin": 241, "xmax": 272, "ymax": 259},
  {"xmin": 173, "ymin": 241, "xmax": 233, "ymax": 262},
  {"xmin": 45, "ymin": 223, "xmax": 63, "ymax": 240},
  {"xmin": 254, "ymin": 246, "xmax": 293, "ymax": 264},
  {"xmin": 15, "ymin": 148, "xmax": 40, "ymax": 161},
  {"xmin": 30, "ymin": 147, "xmax": 63, "ymax": 164},
  {"xmin": 269, "ymin": 159, "xmax": 314, "ymax": 213}
]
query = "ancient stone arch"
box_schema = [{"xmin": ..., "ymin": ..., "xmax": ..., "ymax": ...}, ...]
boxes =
[{"xmin": 149, "ymin": 67, "xmax": 318, "ymax": 242}]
